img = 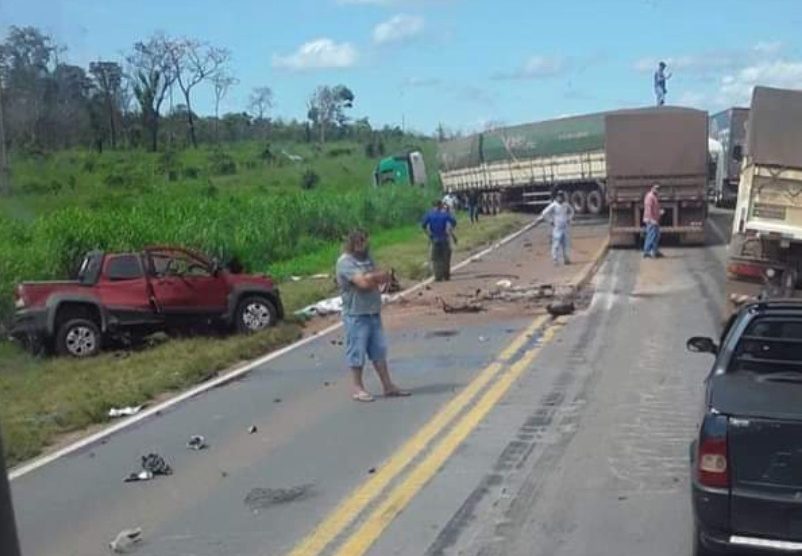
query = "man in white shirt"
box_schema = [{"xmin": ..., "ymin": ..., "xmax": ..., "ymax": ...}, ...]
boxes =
[{"xmin": 534, "ymin": 191, "xmax": 575, "ymax": 265}]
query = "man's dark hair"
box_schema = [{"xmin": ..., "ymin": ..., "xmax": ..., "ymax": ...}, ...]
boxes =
[
  {"xmin": 659, "ymin": 61, "xmax": 667, "ymax": 69},
  {"xmin": 344, "ymin": 229, "xmax": 368, "ymax": 254}
]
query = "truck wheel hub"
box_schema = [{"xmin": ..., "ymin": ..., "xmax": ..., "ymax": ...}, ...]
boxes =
[
  {"xmin": 243, "ymin": 303, "xmax": 271, "ymax": 330},
  {"xmin": 66, "ymin": 326, "xmax": 96, "ymax": 356}
]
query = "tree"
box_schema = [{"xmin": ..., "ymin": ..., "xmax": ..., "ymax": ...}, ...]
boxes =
[
  {"xmin": 249, "ymin": 86, "xmax": 273, "ymax": 120},
  {"xmin": 127, "ymin": 35, "xmax": 174, "ymax": 152},
  {"xmin": 211, "ymin": 72, "xmax": 237, "ymax": 141},
  {"xmin": 48, "ymin": 64, "xmax": 93, "ymax": 149},
  {"xmin": 307, "ymin": 84, "xmax": 354, "ymax": 144},
  {"xmin": 166, "ymin": 38, "xmax": 229, "ymax": 148},
  {"xmin": 89, "ymin": 61, "xmax": 123, "ymax": 148}
]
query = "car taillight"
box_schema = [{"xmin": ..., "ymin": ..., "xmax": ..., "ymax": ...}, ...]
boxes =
[
  {"xmin": 728, "ymin": 262, "xmax": 766, "ymax": 280},
  {"xmin": 698, "ymin": 436, "xmax": 729, "ymax": 488}
]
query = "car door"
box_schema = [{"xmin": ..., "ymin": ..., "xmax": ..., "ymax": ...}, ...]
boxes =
[
  {"xmin": 96, "ymin": 254, "xmax": 158, "ymax": 324},
  {"xmin": 147, "ymin": 249, "xmax": 227, "ymax": 314}
]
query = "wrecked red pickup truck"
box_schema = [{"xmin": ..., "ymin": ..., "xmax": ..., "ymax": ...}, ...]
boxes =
[{"xmin": 9, "ymin": 246, "xmax": 284, "ymax": 357}]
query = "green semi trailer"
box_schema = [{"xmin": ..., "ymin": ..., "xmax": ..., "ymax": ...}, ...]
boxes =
[{"xmin": 372, "ymin": 150, "xmax": 427, "ymax": 187}]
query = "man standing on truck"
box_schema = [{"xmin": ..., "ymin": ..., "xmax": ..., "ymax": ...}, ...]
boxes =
[
  {"xmin": 654, "ymin": 61, "xmax": 671, "ymax": 106},
  {"xmin": 336, "ymin": 230, "xmax": 410, "ymax": 402},
  {"xmin": 423, "ymin": 200, "xmax": 458, "ymax": 281},
  {"xmin": 643, "ymin": 183, "xmax": 663, "ymax": 258},
  {"xmin": 534, "ymin": 191, "xmax": 575, "ymax": 265}
]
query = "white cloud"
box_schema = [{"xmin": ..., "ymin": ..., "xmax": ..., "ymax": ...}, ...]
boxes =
[
  {"xmin": 272, "ymin": 39, "xmax": 358, "ymax": 71},
  {"xmin": 373, "ymin": 14, "xmax": 425, "ymax": 45},
  {"xmin": 402, "ymin": 76, "xmax": 441, "ymax": 88},
  {"xmin": 718, "ymin": 60, "xmax": 802, "ymax": 106},
  {"xmin": 753, "ymin": 41, "xmax": 783, "ymax": 55},
  {"xmin": 493, "ymin": 55, "xmax": 564, "ymax": 80}
]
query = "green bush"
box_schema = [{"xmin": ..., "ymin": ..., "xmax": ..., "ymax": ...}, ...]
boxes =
[
  {"xmin": 208, "ymin": 151, "xmax": 237, "ymax": 176},
  {"xmin": 183, "ymin": 166, "xmax": 200, "ymax": 179},
  {"xmin": 300, "ymin": 170, "xmax": 320, "ymax": 190}
]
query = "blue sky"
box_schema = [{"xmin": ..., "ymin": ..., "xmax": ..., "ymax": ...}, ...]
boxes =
[{"xmin": 2, "ymin": 0, "xmax": 802, "ymax": 134}]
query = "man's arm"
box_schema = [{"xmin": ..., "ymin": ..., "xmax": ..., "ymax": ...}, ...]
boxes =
[
  {"xmin": 534, "ymin": 203, "xmax": 554, "ymax": 226},
  {"xmin": 351, "ymin": 270, "xmax": 388, "ymax": 290}
]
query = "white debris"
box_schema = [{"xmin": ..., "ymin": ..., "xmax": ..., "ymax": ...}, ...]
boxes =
[
  {"xmin": 290, "ymin": 276, "xmax": 302, "ymax": 282},
  {"xmin": 110, "ymin": 527, "xmax": 142, "ymax": 553},
  {"xmin": 296, "ymin": 294, "xmax": 392, "ymax": 318},
  {"xmin": 495, "ymin": 279, "xmax": 513, "ymax": 289},
  {"xmin": 108, "ymin": 406, "xmax": 143, "ymax": 418}
]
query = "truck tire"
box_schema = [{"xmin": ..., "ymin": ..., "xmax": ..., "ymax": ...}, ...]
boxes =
[
  {"xmin": 570, "ymin": 190, "xmax": 588, "ymax": 214},
  {"xmin": 586, "ymin": 190, "xmax": 604, "ymax": 215},
  {"xmin": 235, "ymin": 295, "xmax": 278, "ymax": 333},
  {"xmin": 56, "ymin": 318, "xmax": 101, "ymax": 357}
]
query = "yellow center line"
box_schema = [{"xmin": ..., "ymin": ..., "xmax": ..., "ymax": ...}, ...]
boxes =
[
  {"xmin": 286, "ymin": 314, "xmax": 549, "ymax": 556},
  {"xmin": 333, "ymin": 323, "xmax": 562, "ymax": 556}
]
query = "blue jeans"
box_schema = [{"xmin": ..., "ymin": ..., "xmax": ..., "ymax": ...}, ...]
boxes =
[
  {"xmin": 552, "ymin": 228, "xmax": 570, "ymax": 264},
  {"xmin": 644, "ymin": 223, "xmax": 661, "ymax": 256},
  {"xmin": 343, "ymin": 314, "xmax": 388, "ymax": 368},
  {"xmin": 469, "ymin": 203, "xmax": 479, "ymax": 223}
]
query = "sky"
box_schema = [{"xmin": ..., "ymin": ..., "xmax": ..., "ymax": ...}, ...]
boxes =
[{"xmin": 2, "ymin": 0, "xmax": 802, "ymax": 134}]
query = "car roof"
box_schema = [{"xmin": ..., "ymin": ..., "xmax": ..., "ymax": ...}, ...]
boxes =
[{"xmin": 743, "ymin": 299, "xmax": 802, "ymax": 315}]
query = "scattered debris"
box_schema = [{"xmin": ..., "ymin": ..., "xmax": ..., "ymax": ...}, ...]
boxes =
[
  {"xmin": 323, "ymin": 381, "xmax": 331, "ymax": 387},
  {"xmin": 523, "ymin": 242, "xmax": 533, "ymax": 248},
  {"xmin": 109, "ymin": 527, "xmax": 143, "ymax": 553},
  {"xmin": 273, "ymin": 398, "xmax": 282, "ymax": 404},
  {"xmin": 546, "ymin": 301, "xmax": 575, "ymax": 318},
  {"xmin": 437, "ymin": 296, "xmax": 485, "ymax": 314},
  {"xmin": 495, "ymin": 279, "xmax": 513, "ymax": 289},
  {"xmin": 108, "ymin": 406, "xmax": 143, "ymax": 418},
  {"xmin": 290, "ymin": 276, "xmax": 302, "ymax": 282},
  {"xmin": 124, "ymin": 470, "xmax": 153, "ymax": 483},
  {"xmin": 368, "ymin": 467, "xmax": 376, "ymax": 474},
  {"xmin": 141, "ymin": 453, "xmax": 173, "ymax": 476},
  {"xmin": 481, "ymin": 284, "xmax": 556, "ymax": 302},
  {"xmin": 244, "ymin": 484, "xmax": 313, "ymax": 510},
  {"xmin": 310, "ymin": 273, "xmax": 330, "ymax": 280},
  {"xmin": 221, "ymin": 470, "xmax": 229, "ymax": 478},
  {"xmin": 248, "ymin": 425, "xmax": 258, "ymax": 434},
  {"xmin": 187, "ymin": 435, "xmax": 208, "ymax": 451},
  {"xmin": 478, "ymin": 336, "xmax": 488, "ymax": 343},
  {"xmin": 425, "ymin": 329, "xmax": 460, "ymax": 339}
]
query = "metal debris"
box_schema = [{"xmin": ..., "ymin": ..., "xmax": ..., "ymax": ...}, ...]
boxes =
[
  {"xmin": 109, "ymin": 527, "xmax": 143, "ymax": 553},
  {"xmin": 108, "ymin": 406, "xmax": 143, "ymax": 418},
  {"xmin": 244, "ymin": 484, "xmax": 313, "ymax": 510},
  {"xmin": 425, "ymin": 329, "xmax": 460, "ymax": 338},
  {"xmin": 437, "ymin": 296, "xmax": 485, "ymax": 314},
  {"xmin": 547, "ymin": 301, "xmax": 575, "ymax": 317},
  {"xmin": 124, "ymin": 470, "xmax": 153, "ymax": 483},
  {"xmin": 248, "ymin": 425, "xmax": 258, "ymax": 434},
  {"xmin": 187, "ymin": 435, "xmax": 208, "ymax": 451}
]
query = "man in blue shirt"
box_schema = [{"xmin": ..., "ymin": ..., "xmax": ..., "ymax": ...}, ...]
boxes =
[
  {"xmin": 422, "ymin": 200, "xmax": 457, "ymax": 281},
  {"xmin": 654, "ymin": 61, "xmax": 671, "ymax": 106}
]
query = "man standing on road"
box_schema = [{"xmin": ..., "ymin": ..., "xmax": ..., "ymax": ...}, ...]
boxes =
[
  {"xmin": 467, "ymin": 190, "xmax": 480, "ymax": 224},
  {"xmin": 534, "ymin": 191, "xmax": 575, "ymax": 265},
  {"xmin": 643, "ymin": 183, "xmax": 664, "ymax": 258},
  {"xmin": 654, "ymin": 61, "xmax": 671, "ymax": 106},
  {"xmin": 423, "ymin": 200, "xmax": 458, "ymax": 281},
  {"xmin": 336, "ymin": 230, "xmax": 410, "ymax": 402}
]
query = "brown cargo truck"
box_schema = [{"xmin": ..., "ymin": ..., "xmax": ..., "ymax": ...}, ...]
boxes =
[{"xmin": 605, "ymin": 107, "xmax": 709, "ymax": 246}]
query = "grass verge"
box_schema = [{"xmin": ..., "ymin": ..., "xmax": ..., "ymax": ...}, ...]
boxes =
[{"xmin": 0, "ymin": 212, "xmax": 529, "ymax": 467}]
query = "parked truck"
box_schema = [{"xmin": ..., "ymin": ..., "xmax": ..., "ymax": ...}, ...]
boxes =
[
  {"xmin": 605, "ymin": 106, "xmax": 709, "ymax": 246},
  {"xmin": 727, "ymin": 86, "xmax": 802, "ymax": 302},
  {"xmin": 438, "ymin": 113, "xmax": 608, "ymax": 215},
  {"xmin": 709, "ymin": 107, "xmax": 749, "ymax": 207},
  {"xmin": 373, "ymin": 150, "xmax": 427, "ymax": 187}
]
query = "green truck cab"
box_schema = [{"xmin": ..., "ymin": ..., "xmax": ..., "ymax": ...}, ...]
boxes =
[{"xmin": 373, "ymin": 150, "xmax": 427, "ymax": 187}]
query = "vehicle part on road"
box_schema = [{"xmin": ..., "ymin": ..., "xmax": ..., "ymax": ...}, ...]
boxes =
[
  {"xmin": 248, "ymin": 425, "xmax": 258, "ymax": 434},
  {"xmin": 108, "ymin": 406, "xmax": 143, "ymax": 418},
  {"xmin": 546, "ymin": 301, "xmax": 575, "ymax": 317},
  {"xmin": 244, "ymin": 484, "xmax": 314, "ymax": 510},
  {"xmin": 437, "ymin": 297, "xmax": 485, "ymax": 314},
  {"xmin": 141, "ymin": 453, "xmax": 172, "ymax": 476},
  {"xmin": 495, "ymin": 279, "xmax": 513, "ymax": 289},
  {"xmin": 56, "ymin": 318, "xmax": 101, "ymax": 358},
  {"xmin": 186, "ymin": 435, "xmax": 208, "ymax": 451},
  {"xmin": 235, "ymin": 295, "xmax": 278, "ymax": 333},
  {"xmin": 109, "ymin": 527, "xmax": 142, "ymax": 554},
  {"xmin": 424, "ymin": 330, "xmax": 460, "ymax": 339},
  {"xmin": 482, "ymin": 284, "xmax": 556, "ymax": 302},
  {"xmin": 123, "ymin": 470, "xmax": 153, "ymax": 483}
]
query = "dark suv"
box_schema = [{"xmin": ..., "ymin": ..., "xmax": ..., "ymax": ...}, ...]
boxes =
[{"xmin": 688, "ymin": 300, "xmax": 802, "ymax": 554}]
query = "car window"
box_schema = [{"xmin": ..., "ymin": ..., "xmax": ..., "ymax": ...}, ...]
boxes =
[
  {"xmin": 149, "ymin": 252, "xmax": 211, "ymax": 277},
  {"xmin": 730, "ymin": 317, "xmax": 802, "ymax": 373},
  {"xmin": 106, "ymin": 255, "xmax": 143, "ymax": 281}
]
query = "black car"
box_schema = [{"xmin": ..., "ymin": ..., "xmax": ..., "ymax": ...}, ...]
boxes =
[{"xmin": 688, "ymin": 300, "xmax": 802, "ymax": 555}]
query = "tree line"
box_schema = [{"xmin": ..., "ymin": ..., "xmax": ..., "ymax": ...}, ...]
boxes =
[{"xmin": 0, "ymin": 26, "xmax": 397, "ymax": 158}]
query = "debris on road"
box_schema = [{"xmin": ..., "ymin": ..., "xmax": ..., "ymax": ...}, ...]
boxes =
[
  {"xmin": 248, "ymin": 425, "xmax": 258, "ymax": 434},
  {"xmin": 244, "ymin": 484, "xmax": 313, "ymax": 510},
  {"xmin": 438, "ymin": 296, "xmax": 485, "ymax": 314},
  {"xmin": 481, "ymin": 284, "xmax": 556, "ymax": 302},
  {"xmin": 495, "ymin": 279, "xmax": 513, "ymax": 289},
  {"xmin": 546, "ymin": 300, "xmax": 575, "ymax": 317},
  {"xmin": 141, "ymin": 453, "xmax": 173, "ymax": 476},
  {"xmin": 124, "ymin": 470, "xmax": 153, "ymax": 483},
  {"xmin": 108, "ymin": 406, "xmax": 143, "ymax": 418},
  {"xmin": 273, "ymin": 398, "xmax": 282, "ymax": 403},
  {"xmin": 186, "ymin": 435, "xmax": 208, "ymax": 451},
  {"xmin": 425, "ymin": 329, "xmax": 460, "ymax": 339},
  {"xmin": 478, "ymin": 336, "xmax": 488, "ymax": 343},
  {"xmin": 109, "ymin": 527, "xmax": 143, "ymax": 553},
  {"xmin": 368, "ymin": 467, "xmax": 376, "ymax": 474}
]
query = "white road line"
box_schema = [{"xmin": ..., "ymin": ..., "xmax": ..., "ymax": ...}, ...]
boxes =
[{"xmin": 10, "ymin": 219, "xmax": 539, "ymax": 480}]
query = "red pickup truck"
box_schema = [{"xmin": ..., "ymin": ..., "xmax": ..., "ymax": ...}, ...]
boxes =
[{"xmin": 10, "ymin": 246, "xmax": 284, "ymax": 357}]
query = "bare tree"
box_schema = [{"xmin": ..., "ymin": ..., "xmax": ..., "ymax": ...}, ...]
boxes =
[
  {"xmin": 89, "ymin": 61, "xmax": 123, "ymax": 148},
  {"xmin": 166, "ymin": 38, "xmax": 229, "ymax": 148},
  {"xmin": 0, "ymin": 81, "xmax": 9, "ymax": 195},
  {"xmin": 248, "ymin": 86, "xmax": 273, "ymax": 120},
  {"xmin": 127, "ymin": 34, "xmax": 174, "ymax": 152},
  {"xmin": 307, "ymin": 84, "xmax": 354, "ymax": 144},
  {"xmin": 211, "ymin": 71, "xmax": 237, "ymax": 142}
]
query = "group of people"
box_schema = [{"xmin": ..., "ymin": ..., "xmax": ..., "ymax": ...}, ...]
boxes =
[{"xmin": 333, "ymin": 184, "xmax": 665, "ymax": 402}]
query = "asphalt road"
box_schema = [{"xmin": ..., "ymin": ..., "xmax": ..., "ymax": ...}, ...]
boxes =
[{"xmin": 9, "ymin": 212, "xmax": 733, "ymax": 556}]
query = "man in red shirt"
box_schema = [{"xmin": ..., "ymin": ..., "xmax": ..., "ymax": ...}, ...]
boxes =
[{"xmin": 643, "ymin": 183, "xmax": 663, "ymax": 258}]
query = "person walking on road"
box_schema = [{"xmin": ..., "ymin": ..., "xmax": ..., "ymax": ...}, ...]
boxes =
[
  {"xmin": 467, "ymin": 190, "xmax": 480, "ymax": 224},
  {"xmin": 423, "ymin": 200, "xmax": 458, "ymax": 281},
  {"xmin": 654, "ymin": 61, "xmax": 671, "ymax": 106},
  {"xmin": 643, "ymin": 183, "xmax": 664, "ymax": 258},
  {"xmin": 534, "ymin": 191, "xmax": 575, "ymax": 265},
  {"xmin": 336, "ymin": 230, "xmax": 410, "ymax": 402}
]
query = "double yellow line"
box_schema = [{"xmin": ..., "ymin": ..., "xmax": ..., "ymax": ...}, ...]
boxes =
[{"xmin": 288, "ymin": 313, "xmax": 556, "ymax": 556}]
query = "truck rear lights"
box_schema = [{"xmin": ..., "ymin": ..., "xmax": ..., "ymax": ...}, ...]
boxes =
[
  {"xmin": 698, "ymin": 436, "xmax": 729, "ymax": 488},
  {"xmin": 728, "ymin": 262, "xmax": 766, "ymax": 280}
]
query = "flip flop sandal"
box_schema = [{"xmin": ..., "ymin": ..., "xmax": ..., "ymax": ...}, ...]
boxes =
[{"xmin": 352, "ymin": 391, "xmax": 375, "ymax": 402}]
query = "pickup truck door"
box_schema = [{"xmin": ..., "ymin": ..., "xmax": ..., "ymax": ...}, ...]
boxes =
[
  {"xmin": 147, "ymin": 250, "xmax": 228, "ymax": 314},
  {"xmin": 96, "ymin": 254, "xmax": 159, "ymax": 324}
]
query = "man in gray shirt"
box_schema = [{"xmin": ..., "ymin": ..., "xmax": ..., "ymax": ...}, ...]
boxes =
[{"xmin": 336, "ymin": 230, "xmax": 409, "ymax": 402}]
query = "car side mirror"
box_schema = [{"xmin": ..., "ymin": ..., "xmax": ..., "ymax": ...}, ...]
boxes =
[
  {"xmin": 732, "ymin": 145, "xmax": 743, "ymax": 162},
  {"xmin": 687, "ymin": 336, "xmax": 718, "ymax": 355}
]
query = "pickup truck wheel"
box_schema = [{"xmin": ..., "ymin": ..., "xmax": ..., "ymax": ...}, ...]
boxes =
[
  {"xmin": 235, "ymin": 296, "xmax": 277, "ymax": 333},
  {"xmin": 56, "ymin": 318, "xmax": 101, "ymax": 357}
]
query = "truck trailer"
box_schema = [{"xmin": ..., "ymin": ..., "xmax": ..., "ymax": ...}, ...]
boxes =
[{"xmin": 709, "ymin": 107, "xmax": 749, "ymax": 207}]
